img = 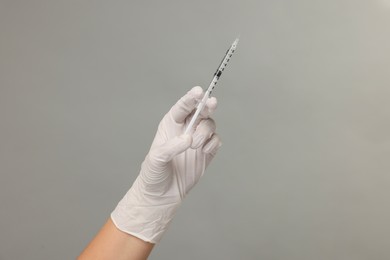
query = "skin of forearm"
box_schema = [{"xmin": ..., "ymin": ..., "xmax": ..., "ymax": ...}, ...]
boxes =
[{"xmin": 78, "ymin": 218, "xmax": 154, "ymax": 260}]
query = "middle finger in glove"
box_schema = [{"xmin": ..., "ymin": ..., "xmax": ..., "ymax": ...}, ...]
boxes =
[{"xmin": 191, "ymin": 118, "xmax": 216, "ymax": 149}]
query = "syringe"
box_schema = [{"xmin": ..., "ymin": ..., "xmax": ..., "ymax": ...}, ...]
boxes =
[{"xmin": 184, "ymin": 37, "xmax": 239, "ymax": 134}]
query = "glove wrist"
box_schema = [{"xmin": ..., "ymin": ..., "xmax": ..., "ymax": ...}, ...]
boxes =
[{"xmin": 111, "ymin": 176, "xmax": 182, "ymax": 243}]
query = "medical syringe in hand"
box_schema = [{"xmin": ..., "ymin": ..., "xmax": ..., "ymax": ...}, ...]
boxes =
[{"xmin": 184, "ymin": 37, "xmax": 239, "ymax": 134}]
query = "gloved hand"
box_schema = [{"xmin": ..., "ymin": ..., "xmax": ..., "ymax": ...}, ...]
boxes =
[{"xmin": 111, "ymin": 86, "xmax": 222, "ymax": 243}]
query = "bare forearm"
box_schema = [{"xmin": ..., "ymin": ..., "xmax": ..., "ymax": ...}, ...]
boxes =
[{"xmin": 78, "ymin": 218, "xmax": 154, "ymax": 260}]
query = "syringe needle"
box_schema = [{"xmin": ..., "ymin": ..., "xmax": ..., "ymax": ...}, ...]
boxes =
[{"xmin": 184, "ymin": 37, "xmax": 239, "ymax": 135}]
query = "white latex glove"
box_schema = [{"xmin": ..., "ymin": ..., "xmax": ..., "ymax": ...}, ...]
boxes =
[{"xmin": 111, "ymin": 86, "xmax": 222, "ymax": 243}]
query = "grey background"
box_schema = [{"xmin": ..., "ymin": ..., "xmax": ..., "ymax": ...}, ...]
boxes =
[{"xmin": 1, "ymin": 0, "xmax": 390, "ymax": 259}]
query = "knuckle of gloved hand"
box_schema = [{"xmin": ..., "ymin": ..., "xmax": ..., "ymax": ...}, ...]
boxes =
[
  {"xmin": 178, "ymin": 97, "xmax": 194, "ymax": 112},
  {"xmin": 213, "ymin": 135, "xmax": 222, "ymax": 149},
  {"xmin": 198, "ymin": 118, "xmax": 216, "ymax": 135},
  {"xmin": 200, "ymin": 108, "xmax": 210, "ymax": 118},
  {"xmin": 192, "ymin": 119, "xmax": 216, "ymax": 148},
  {"xmin": 205, "ymin": 134, "xmax": 222, "ymax": 155}
]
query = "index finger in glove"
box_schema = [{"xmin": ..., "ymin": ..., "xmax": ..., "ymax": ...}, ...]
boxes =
[{"xmin": 170, "ymin": 86, "xmax": 204, "ymax": 124}]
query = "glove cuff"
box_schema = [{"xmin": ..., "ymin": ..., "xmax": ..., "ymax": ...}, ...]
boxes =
[{"xmin": 111, "ymin": 187, "xmax": 181, "ymax": 243}]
